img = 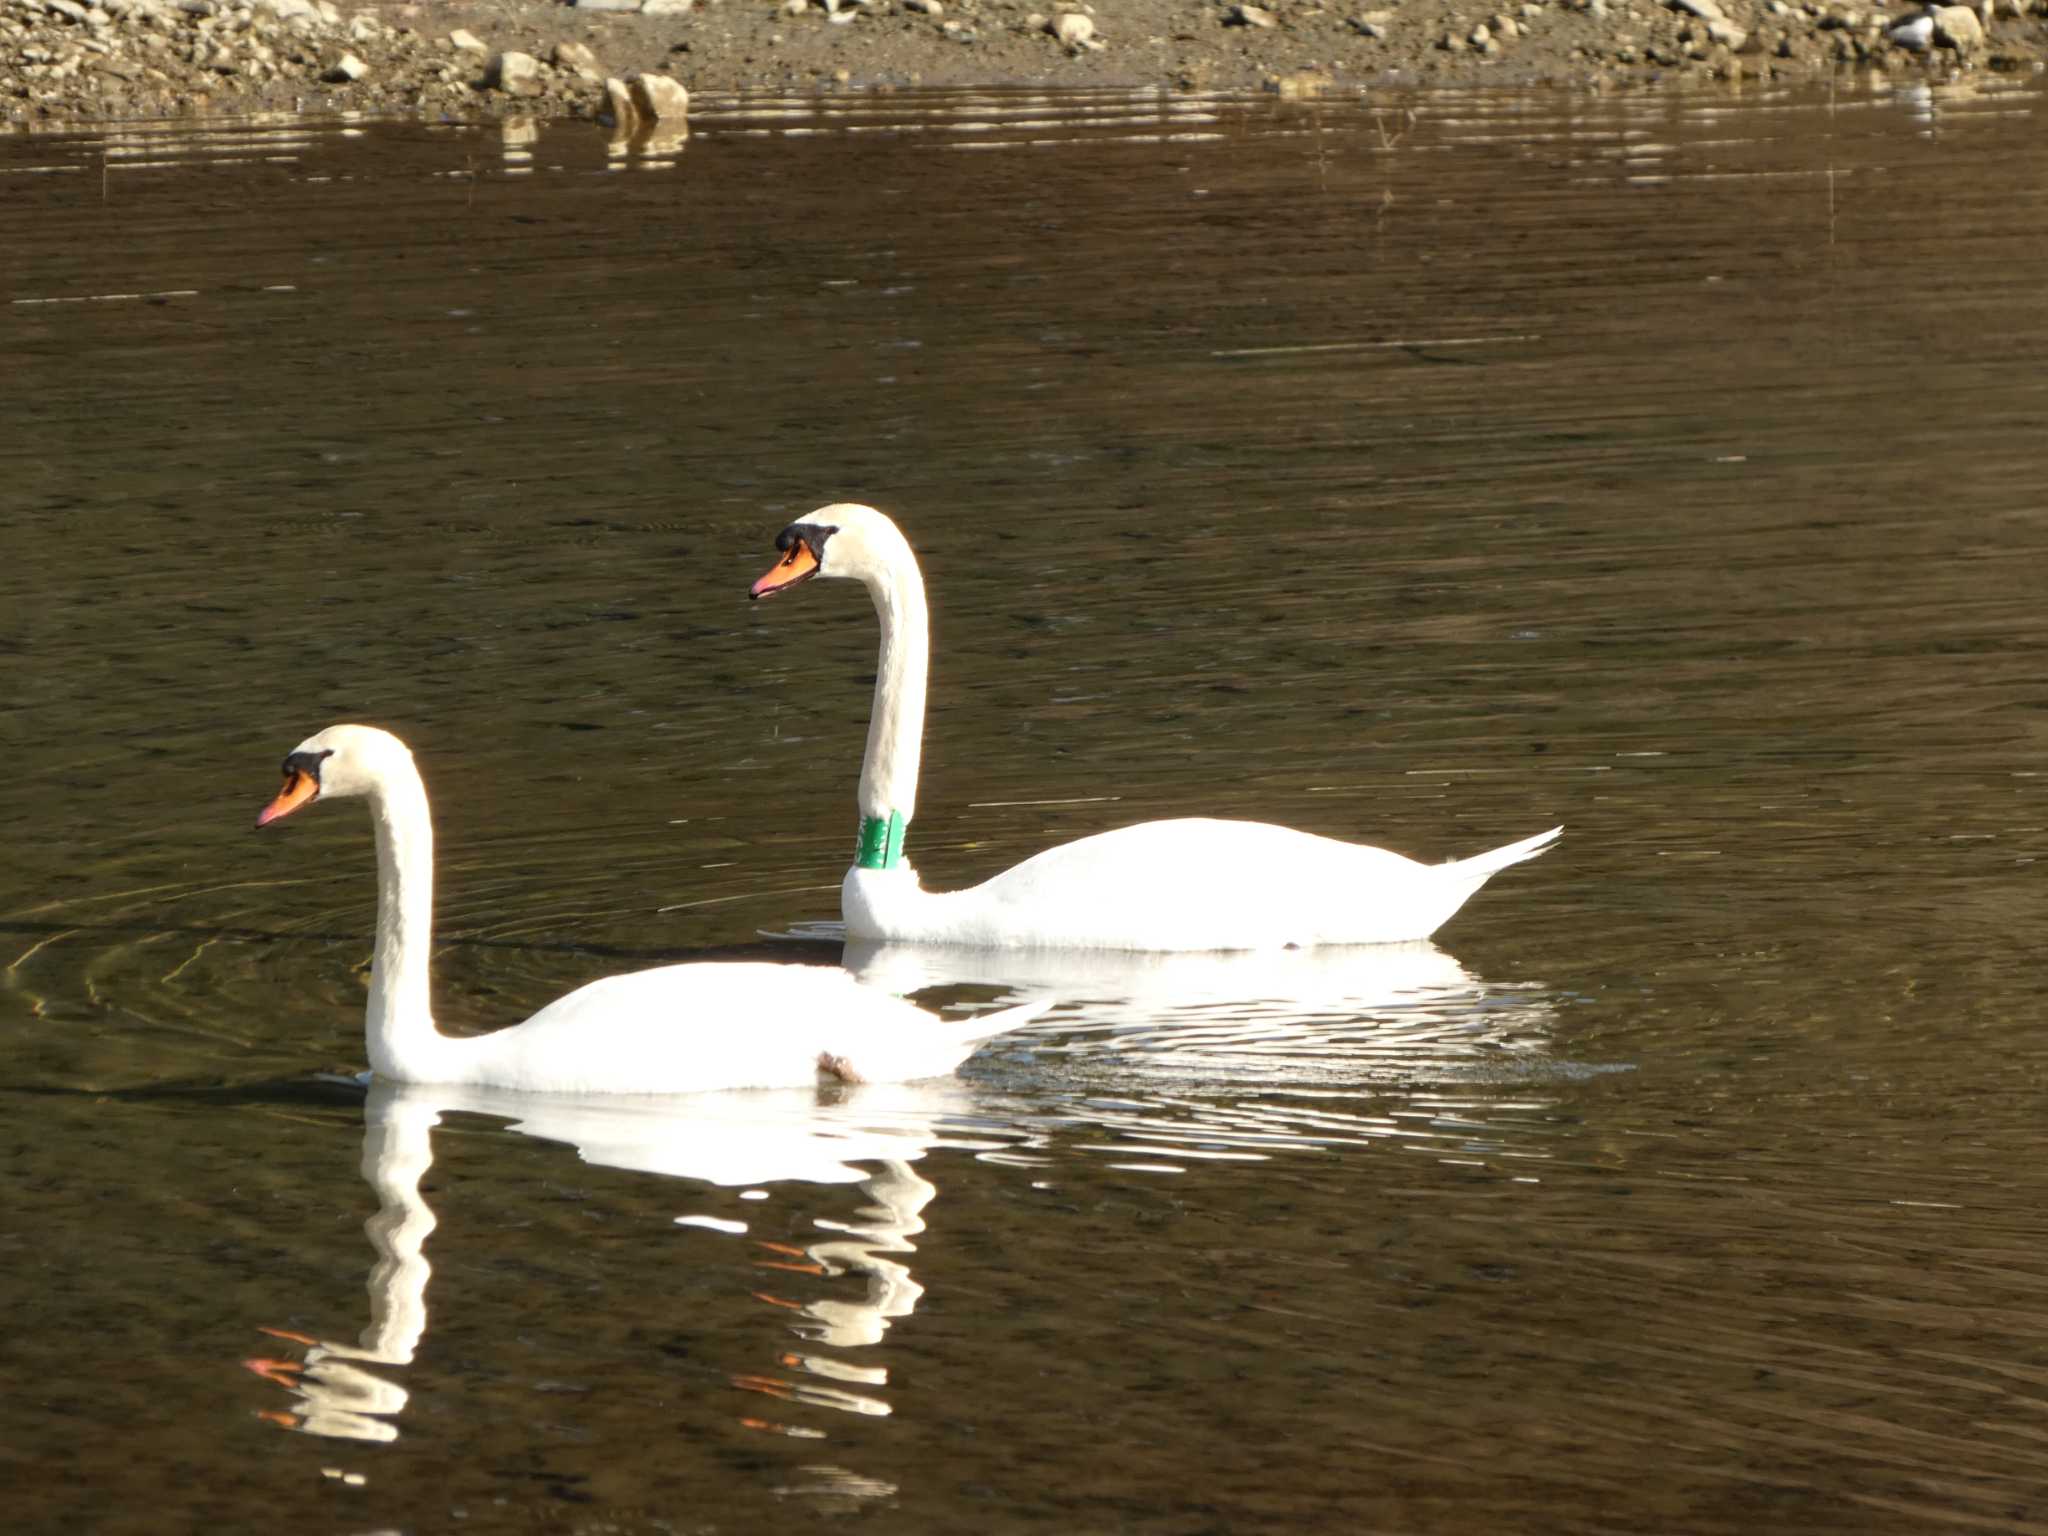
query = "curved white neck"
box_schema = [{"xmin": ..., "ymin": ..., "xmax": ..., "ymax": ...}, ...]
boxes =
[
  {"xmin": 855, "ymin": 528, "xmax": 930, "ymax": 831},
  {"xmin": 363, "ymin": 766, "xmax": 462, "ymax": 1083}
]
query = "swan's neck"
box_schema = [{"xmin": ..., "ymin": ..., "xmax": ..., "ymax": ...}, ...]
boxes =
[
  {"xmin": 854, "ymin": 535, "xmax": 928, "ymax": 870},
  {"xmin": 364, "ymin": 772, "xmax": 459, "ymax": 1083}
]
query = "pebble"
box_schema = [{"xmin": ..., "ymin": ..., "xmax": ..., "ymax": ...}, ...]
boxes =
[
  {"xmin": 905, "ymin": 0, "xmax": 941, "ymax": 12},
  {"xmin": 627, "ymin": 67, "xmax": 687, "ymax": 120},
  {"xmin": 1228, "ymin": 4, "xmax": 1278, "ymax": 26},
  {"xmin": 1271, "ymin": 65, "xmax": 1334, "ymax": 94},
  {"xmin": 1051, "ymin": 10, "xmax": 1094, "ymax": 47},
  {"xmin": 603, "ymin": 72, "xmax": 636, "ymax": 122},
  {"xmin": 447, "ymin": 27, "xmax": 485, "ymax": 51},
  {"xmin": 1887, "ymin": 11, "xmax": 1934, "ymax": 44},
  {"xmin": 485, "ymin": 47, "xmax": 541, "ymax": 94},
  {"xmin": 1932, "ymin": 2, "xmax": 1984, "ymax": 46},
  {"xmin": 570, "ymin": 0, "xmax": 643, "ymax": 10},
  {"xmin": 321, "ymin": 47, "xmax": 361, "ymax": 79},
  {"xmin": 1667, "ymin": 0, "xmax": 1725, "ymax": 17},
  {"xmin": 1350, "ymin": 15, "xmax": 1388, "ymax": 34},
  {"xmin": 552, "ymin": 38, "xmax": 599, "ymax": 76},
  {"xmin": 641, "ymin": 0, "xmax": 693, "ymax": 13}
]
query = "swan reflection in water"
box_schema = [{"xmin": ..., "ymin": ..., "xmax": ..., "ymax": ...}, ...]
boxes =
[
  {"xmin": 842, "ymin": 939, "xmax": 1556, "ymax": 1078},
  {"xmin": 836, "ymin": 940, "xmax": 1569, "ymax": 1173},
  {"xmin": 245, "ymin": 1076, "xmax": 998, "ymax": 1447},
  {"xmin": 245, "ymin": 945, "xmax": 1564, "ymax": 1445}
]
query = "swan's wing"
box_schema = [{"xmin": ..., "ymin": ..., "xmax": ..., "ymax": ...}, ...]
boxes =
[
  {"xmin": 909, "ymin": 818, "xmax": 1434, "ymax": 949},
  {"xmin": 471, "ymin": 962, "xmax": 1036, "ymax": 1094}
]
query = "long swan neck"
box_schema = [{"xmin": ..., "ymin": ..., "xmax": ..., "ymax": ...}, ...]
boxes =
[
  {"xmin": 857, "ymin": 530, "xmax": 929, "ymax": 849},
  {"xmin": 364, "ymin": 763, "xmax": 444, "ymax": 1082}
]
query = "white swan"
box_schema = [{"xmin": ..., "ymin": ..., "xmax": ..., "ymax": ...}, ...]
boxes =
[
  {"xmin": 254, "ymin": 723, "xmax": 1047, "ymax": 1092},
  {"xmin": 750, "ymin": 503, "xmax": 1560, "ymax": 950}
]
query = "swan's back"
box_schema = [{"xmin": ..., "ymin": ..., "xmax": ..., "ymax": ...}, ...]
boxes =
[
  {"xmin": 848, "ymin": 818, "xmax": 1558, "ymax": 950},
  {"xmin": 453, "ymin": 961, "xmax": 1024, "ymax": 1095}
]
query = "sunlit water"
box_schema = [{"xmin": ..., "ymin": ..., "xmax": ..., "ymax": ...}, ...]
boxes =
[{"xmin": 4, "ymin": 80, "xmax": 2048, "ymax": 1533}]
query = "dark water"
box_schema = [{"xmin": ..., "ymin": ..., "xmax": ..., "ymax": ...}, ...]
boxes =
[{"xmin": 4, "ymin": 81, "xmax": 2048, "ymax": 1532}]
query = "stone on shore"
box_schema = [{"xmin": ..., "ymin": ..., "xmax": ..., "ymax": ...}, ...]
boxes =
[
  {"xmin": 322, "ymin": 50, "xmax": 365, "ymax": 81},
  {"xmin": 603, "ymin": 74, "xmax": 638, "ymax": 125},
  {"xmin": 1052, "ymin": 12, "xmax": 1095, "ymax": 48},
  {"xmin": 1933, "ymin": 3, "xmax": 1984, "ymax": 48},
  {"xmin": 448, "ymin": 28, "xmax": 487, "ymax": 53},
  {"xmin": 552, "ymin": 40, "xmax": 601, "ymax": 79},
  {"xmin": 486, "ymin": 49, "xmax": 542, "ymax": 95},
  {"xmin": 1887, "ymin": 12, "xmax": 1935, "ymax": 48},
  {"xmin": 627, "ymin": 69, "xmax": 688, "ymax": 121}
]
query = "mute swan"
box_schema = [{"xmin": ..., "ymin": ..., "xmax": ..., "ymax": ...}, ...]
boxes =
[
  {"xmin": 254, "ymin": 724, "xmax": 1047, "ymax": 1092},
  {"xmin": 750, "ymin": 503, "xmax": 1560, "ymax": 950}
]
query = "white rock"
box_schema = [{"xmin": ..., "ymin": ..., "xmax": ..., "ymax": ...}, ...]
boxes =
[
  {"xmin": 1667, "ymin": 0, "xmax": 1724, "ymax": 17},
  {"xmin": 627, "ymin": 68, "xmax": 688, "ymax": 120},
  {"xmin": 1933, "ymin": 1, "xmax": 1983, "ymax": 43},
  {"xmin": 641, "ymin": 0, "xmax": 693, "ymax": 13},
  {"xmin": 905, "ymin": 0, "xmax": 941, "ymax": 11},
  {"xmin": 1492, "ymin": 12, "xmax": 1520, "ymax": 35},
  {"xmin": 552, "ymin": 38, "xmax": 599, "ymax": 75},
  {"xmin": 1230, "ymin": 3, "xmax": 1277, "ymax": 24},
  {"xmin": 448, "ymin": 27, "xmax": 486, "ymax": 50},
  {"xmin": 1706, "ymin": 16, "xmax": 1746, "ymax": 42},
  {"xmin": 603, "ymin": 73, "xmax": 636, "ymax": 123},
  {"xmin": 572, "ymin": 0, "xmax": 643, "ymax": 10},
  {"xmin": 486, "ymin": 48, "xmax": 542, "ymax": 93},
  {"xmin": 321, "ymin": 47, "xmax": 362, "ymax": 78},
  {"xmin": 1468, "ymin": 21, "xmax": 1491, "ymax": 41},
  {"xmin": 1350, "ymin": 14, "xmax": 1388, "ymax": 33},
  {"xmin": 345, "ymin": 12, "xmax": 379, "ymax": 40},
  {"xmin": 782, "ymin": 0, "xmax": 805, "ymax": 11},
  {"xmin": 1887, "ymin": 10, "xmax": 1932, "ymax": 42},
  {"xmin": 43, "ymin": 0, "xmax": 90, "ymax": 22},
  {"xmin": 1052, "ymin": 10, "xmax": 1093, "ymax": 45}
]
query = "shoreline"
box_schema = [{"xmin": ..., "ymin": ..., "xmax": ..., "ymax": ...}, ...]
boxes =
[{"xmin": 4, "ymin": 0, "xmax": 2046, "ymax": 126}]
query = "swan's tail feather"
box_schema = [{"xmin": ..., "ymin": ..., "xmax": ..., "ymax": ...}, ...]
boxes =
[
  {"xmin": 953, "ymin": 995, "xmax": 1056, "ymax": 1046},
  {"xmin": 1446, "ymin": 825, "xmax": 1562, "ymax": 883}
]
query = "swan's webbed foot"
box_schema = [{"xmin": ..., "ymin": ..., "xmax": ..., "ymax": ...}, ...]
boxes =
[{"xmin": 817, "ymin": 1052, "xmax": 868, "ymax": 1084}]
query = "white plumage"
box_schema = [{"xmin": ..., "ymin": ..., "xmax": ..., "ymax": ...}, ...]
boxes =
[
  {"xmin": 751, "ymin": 502, "xmax": 1559, "ymax": 951},
  {"xmin": 255, "ymin": 723, "xmax": 1047, "ymax": 1092}
]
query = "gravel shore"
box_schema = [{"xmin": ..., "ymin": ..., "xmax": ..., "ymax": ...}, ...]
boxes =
[{"xmin": 3, "ymin": 0, "xmax": 2045, "ymax": 125}]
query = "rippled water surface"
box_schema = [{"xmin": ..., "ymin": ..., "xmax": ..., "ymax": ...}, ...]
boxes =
[{"xmin": 5, "ymin": 82, "xmax": 2048, "ymax": 1533}]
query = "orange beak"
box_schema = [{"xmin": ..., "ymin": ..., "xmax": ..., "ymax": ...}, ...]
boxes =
[
  {"xmin": 256, "ymin": 769, "xmax": 319, "ymax": 829},
  {"xmin": 750, "ymin": 538, "xmax": 819, "ymax": 600}
]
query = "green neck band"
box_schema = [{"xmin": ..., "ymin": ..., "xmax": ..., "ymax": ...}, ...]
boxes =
[{"xmin": 856, "ymin": 811, "xmax": 908, "ymax": 871}]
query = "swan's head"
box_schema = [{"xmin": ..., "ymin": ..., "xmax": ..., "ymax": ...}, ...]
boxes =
[
  {"xmin": 750, "ymin": 502, "xmax": 906, "ymax": 599},
  {"xmin": 255, "ymin": 724, "xmax": 415, "ymax": 829}
]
